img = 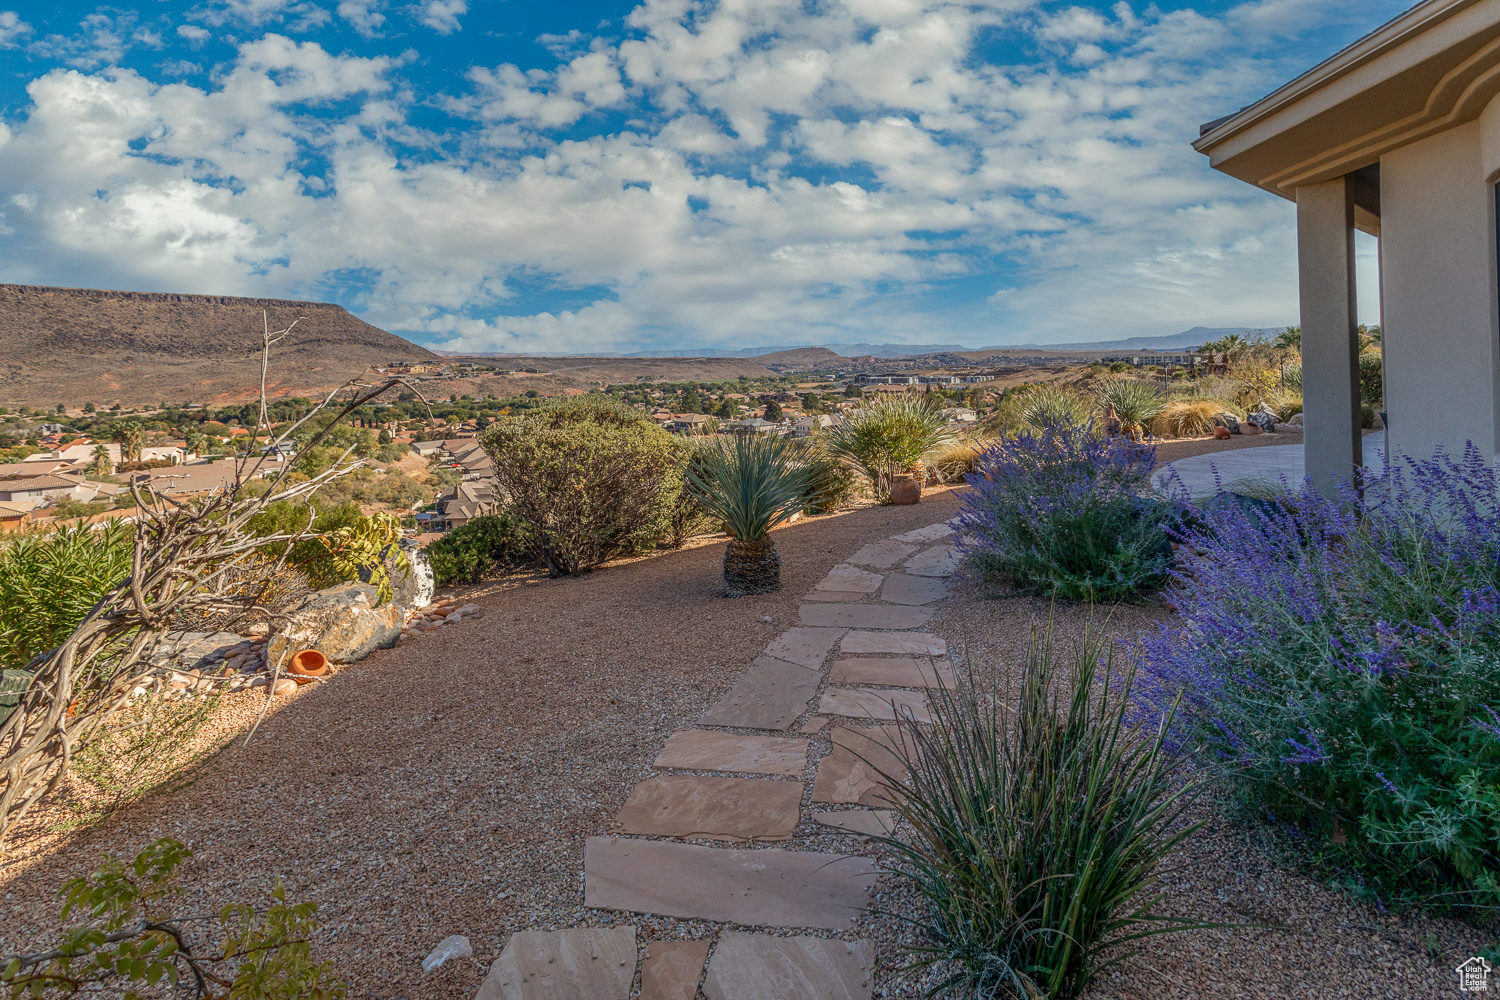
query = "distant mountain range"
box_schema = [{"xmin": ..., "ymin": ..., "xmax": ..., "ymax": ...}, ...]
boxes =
[{"xmin": 428, "ymin": 327, "xmax": 1287, "ymax": 359}]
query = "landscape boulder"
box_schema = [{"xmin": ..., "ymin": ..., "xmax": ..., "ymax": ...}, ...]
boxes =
[
  {"xmin": 1288, "ymin": 412, "xmax": 1304, "ymax": 427},
  {"xmin": 1212, "ymin": 413, "xmax": 1240, "ymax": 434},
  {"xmin": 360, "ymin": 540, "xmax": 435, "ymax": 615},
  {"xmin": 1246, "ymin": 406, "xmax": 1278, "ymax": 433},
  {"xmin": 265, "ymin": 582, "xmax": 402, "ymax": 668},
  {"xmin": 144, "ymin": 632, "xmax": 246, "ymax": 673}
]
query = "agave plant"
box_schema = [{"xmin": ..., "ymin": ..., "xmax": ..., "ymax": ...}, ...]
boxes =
[
  {"xmin": 1095, "ymin": 378, "xmax": 1166, "ymax": 439},
  {"xmin": 685, "ymin": 433, "xmax": 815, "ymax": 596},
  {"xmin": 823, "ymin": 395, "xmax": 953, "ymax": 501}
]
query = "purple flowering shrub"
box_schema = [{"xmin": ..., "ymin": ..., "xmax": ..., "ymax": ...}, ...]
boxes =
[
  {"xmin": 958, "ymin": 419, "xmax": 1175, "ymax": 602},
  {"xmin": 1138, "ymin": 445, "xmax": 1500, "ymax": 910}
]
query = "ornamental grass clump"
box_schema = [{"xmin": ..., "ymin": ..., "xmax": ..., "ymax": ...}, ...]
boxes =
[
  {"xmin": 1094, "ymin": 378, "xmax": 1166, "ymax": 439},
  {"xmin": 958, "ymin": 419, "xmax": 1176, "ymax": 602},
  {"xmin": 1136, "ymin": 444, "xmax": 1500, "ymax": 913},
  {"xmin": 685, "ymin": 433, "xmax": 815, "ymax": 596},
  {"xmin": 885, "ymin": 628, "xmax": 1202, "ymax": 999}
]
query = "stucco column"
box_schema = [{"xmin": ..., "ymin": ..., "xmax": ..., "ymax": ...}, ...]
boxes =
[{"xmin": 1296, "ymin": 178, "xmax": 1363, "ymax": 497}]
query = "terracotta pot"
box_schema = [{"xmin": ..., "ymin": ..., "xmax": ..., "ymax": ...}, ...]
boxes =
[
  {"xmin": 288, "ymin": 649, "xmax": 328, "ymax": 684},
  {"xmin": 889, "ymin": 474, "xmax": 922, "ymax": 505}
]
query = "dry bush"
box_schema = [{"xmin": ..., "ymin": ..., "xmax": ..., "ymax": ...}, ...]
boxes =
[
  {"xmin": 926, "ymin": 435, "xmax": 991, "ymax": 483},
  {"xmin": 1151, "ymin": 400, "xmax": 1224, "ymax": 438}
]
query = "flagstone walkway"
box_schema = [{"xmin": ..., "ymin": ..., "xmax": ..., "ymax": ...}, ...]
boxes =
[{"xmin": 474, "ymin": 520, "xmax": 962, "ymax": 1000}]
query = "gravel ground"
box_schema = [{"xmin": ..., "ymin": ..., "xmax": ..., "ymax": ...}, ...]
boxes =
[{"xmin": 0, "ymin": 489, "xmax": 966, "ymax": 999}]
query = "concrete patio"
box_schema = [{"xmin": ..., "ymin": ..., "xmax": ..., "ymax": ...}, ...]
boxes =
[{"xmin": 1152, "ymin": 440, "xmax": 1387, "ymax": 499}]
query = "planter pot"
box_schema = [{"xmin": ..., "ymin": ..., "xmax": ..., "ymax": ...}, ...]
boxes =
[
  {"xmin": 723, "ymin": 537, "xmax": 781, "ymax": 597},
  {"xmin": 288, "ymin": 649, "xmax": 328, "ymax": 684},
  {"xmin": 889, "ymin": 474, "xmax": 922, "ymax": 505}
]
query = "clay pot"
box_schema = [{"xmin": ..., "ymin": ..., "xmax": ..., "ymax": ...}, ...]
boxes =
[
  {"xmin": 889, "ymin": 474, "xmax": 922, "ymax": 505},
  {"xmin": 1213, "ymin": 425, "xmax": 1232, "ymax": 440},
  {"xmin": 288, "ymin": 649, "xmax": 328, "ymax": 684}
]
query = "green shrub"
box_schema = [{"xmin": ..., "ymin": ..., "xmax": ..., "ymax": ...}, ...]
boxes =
[
  {"xmin": 425, "ymin": 513, "xmax": 526, "ymax": 586},
  {"xmin": 823, "ymin": 395, "xmax": 952, "ymax": 501},
  {"xmin": 801, "ymin": 448, "xmax": 863, "ymax": 513},
  {"xmin": 0, "ymin": 521, "xmax": 134, "ymax": 672},
  {"xmin": 886, "ymin": 627, "xmax": 1201, "ymax": 998},
  {"xmin": 482, "ymin": 398, "xmax": 689, "ymax": 575},
  {"xmin": 1358, "ymin": 350, "xmax": 1383, "ymax": 405}
]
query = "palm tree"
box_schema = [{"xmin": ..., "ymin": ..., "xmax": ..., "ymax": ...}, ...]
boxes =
[
  {"xmin": 110, "ymin": 422, "xmax": 145, "ymax": 464},
  {"xmin": 686, "ymin": 434, "xmax": 816, "ymax": 596},
  {"xmin": 88, "ymin": 444, "xmax": 112, "ymax": 477},
  {"xmin": 1274, "ymin": 326, "xmax": 1301, "ymax": 352}
]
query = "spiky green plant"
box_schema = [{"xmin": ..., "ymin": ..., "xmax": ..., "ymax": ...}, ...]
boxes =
[
  {"xmin": 883, "ymin": 627, "xmax": 1205, "ymax": 999},
  {"xmin": 1019, "ymin": 386, "xmax": 1090, "ymax": 430},
  {"xmin": 823, "ymin": 396, "xmax": 953, "ymax": 500},
  {"xmin": 685, "ymin": 432, "xmax": 818, "ymax": 595},
  {"xmin": 1095, "ymin": 379, "xmax": 1167, "ymax": 439}
]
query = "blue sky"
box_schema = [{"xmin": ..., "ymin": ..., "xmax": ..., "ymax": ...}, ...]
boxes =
[{"xmin": 0, "ymin": 0, "xmax": 1403, "ymax": 353}]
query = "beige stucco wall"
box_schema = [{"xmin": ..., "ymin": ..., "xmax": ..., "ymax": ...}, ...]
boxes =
[{"xmin": 1379, "ymin": 119, "xmax": 1500, "ymax": 462}]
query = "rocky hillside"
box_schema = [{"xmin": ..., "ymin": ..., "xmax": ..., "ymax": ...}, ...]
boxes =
[{"xmin": 0, "ymin": 284, "xmax": 437, "ymax": 407}]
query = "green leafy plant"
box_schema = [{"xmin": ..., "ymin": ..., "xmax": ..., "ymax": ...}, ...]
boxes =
[
  {"xmin": 884, "ymin": 628, "xmax": 1203, "ymax": 999},
  {"xmin": 1, "ymin": 838, "xmax": 345, "ymax": 998},
  {"xmin": 823, "ymin": 396, "xmax": 953, "ymax": 501},
  {"xmin": 1018, "ymin": 386, "xmax": 1090, "ymax": 431},
  {"xmin": 1094, "ymin": 379, "xmax": 1166, "ymax": 439},
  {"xmin": 481, "ymin": 398, "xmax": 689, "ymax": 575},
  {"xmin": 424, "ymin": 512, "xmax": 527, "ymax": 586},
  {"xmin": 0, "ymin": 521, "xmax": 135, "ymax": 672}
]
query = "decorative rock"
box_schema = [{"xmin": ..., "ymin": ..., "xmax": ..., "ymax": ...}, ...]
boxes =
[
  {"xmin": 844, "ymin": 539, "xmax": 917, "ymax": 570},
  {"xmin": 640, "ymin": 940, "xmax": 711, "ymax": 1000},
  {"xmin": 477, "ymin": 926, "xmax": 637, "ymax": 1000},
  {"xmin": 146, "ymin": 632, "xmax": 246, "ymax": 674},
  {"xmin": 1288, "ymin": 412, "xmax": 1304, "ymax": 427},
  {"xmin": 655, "ymin": 730, "xmax": 809, "ymax": 776},
  {"xmin": 1212, "ymin": 412, "xmax": 1240, "ymax": 434},
  {"xmin": 385, "ymin": 538, "xmax": 436, "ymax": 614},
  {"xmin": 903, "ymin": 544, "xmax": 961, "ymax": 577},
  {"xmin": 814, "ymin": 564, "xmax": 884, "ymax": 594},
  {"xmin": 265, "ymin": 582, "xmax": 402, "ymax": 667},
  {"xmin": 818, "ymin": 687, "xmax": 932, "ymax": 723},
  {"xmin": 892, "ymin": 522, "xmax": 953, "ymax": 544},
  {"xmin": 797, "ymin": 604, "xmax": 932, "ymax": 629},
  {"xmin": 422, "ymin": 934, "xmax": 473, "ymax": 973},
  {"xmin": 811, "ymin": 810, "xmax": 898, "ymax": 837},
  {"xmin": 584, "ymin": 838, "xmax": 877, "ymax": 930},
  {"xmin": 763, "ymin": 627, "xmax": 847, "ymax": 669},
  {"xmin": 878, "ymin": 573, "xmax": 950, "ymax": 606},
  {"xmin": 1247, "ymin": 405, "xmax": 1278, "ymax": 432},
  {"xmin": 840, "ymin": 631, "xmax": 946, "ymax": 656},
  {"xmin": 828, "ymin": 657, "xmax": 954, "ymax": 689},
  {"xmin": 698, "ymin": 658, "xmax": 822, "ymax": 731},
  {"xmin": 702, "ymin": 932, "xmax": 874, "ymax": 1000},
  {"xmin": 1274, "ymin": 422, "xmax": 1302, "ymax": 434},
  {"xmin": 613, "ymin": 776, "xmax": 802, "ymax": 841},
  {"xmin": 272, "ymin": 678, "xmax": 297, "ymax": 696},
  {"xmin": 811, "ymin": 727, "xmax": 908, "ymax": 806}
]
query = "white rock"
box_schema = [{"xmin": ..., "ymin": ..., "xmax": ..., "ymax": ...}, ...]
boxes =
[
  {"xmin": 246, "ymin": 676, "xmax": 269, "ymax": 688},
  {"xmin": 272, "ymin": 679, "xmax": 297, "ymax": 696},
  {"xmin": 422, "ymin": 934, "xmax": 472, "ymax": 973},
  {"xmin": 460, "ymin": 604, "xmax": 482, "ymax": 614},
  {"xmin": 446, "ymin": 612, "xmax": 463, "ymax": 623}
]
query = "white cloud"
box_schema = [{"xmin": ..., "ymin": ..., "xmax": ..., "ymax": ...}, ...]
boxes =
[
  {"xmin": 0, "ymin": 0, "xmax": 1398, "ymax": 353},
  {"xmin": 414, "ymin": 0, "xmax": 466, "ymax": 34},
  {"xmin": 177, "ymin": 24, "xmax": 211, "ymax": 44},
  {"xmin": 0, "ymin": 10, "xmax": 33, "ymax": 48},
  {"xmin": 194, "ymin": 0, "xmax": 332, "ymax": 31},
  {"xmin": 338, "ymin": 0, "xmax": 385, "ymax": 37}
]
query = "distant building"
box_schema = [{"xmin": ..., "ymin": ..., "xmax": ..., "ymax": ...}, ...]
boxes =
[
  {"xmin": 0, "ymin": 473, "xmax": 106, "ymax": 504},
  {"xmin": 918, "ymin": 375, "xmax": 962, "ymax": 385},
  {"xmin": 665, "ymin": 414, "xmax": 713, "ymax": 433},
  {"xmin": 410, "ymin": 440, "xmax": 446, "ymax": 457}
]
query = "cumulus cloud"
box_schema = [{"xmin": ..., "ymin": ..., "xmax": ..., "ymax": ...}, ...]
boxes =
[
  {"xmin": 0, "ymin": 0, "xmax": 1398, "ymax": 353},
  {"xmin": 0, "ymin": 10, "xmax": 32, "ymax": 48},
  {"xmin": 338, "ymin": 0, "xmax": 385, "ymax": 37},
  {"xmin": 414, "ymin": 0, "xmax": 466, "ymax": 34}
]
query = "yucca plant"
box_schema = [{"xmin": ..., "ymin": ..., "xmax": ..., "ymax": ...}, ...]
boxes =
[
  {"xmin": 1095, "ymin": 378, "xmax": 1166, "ymax": 440},
  {"xmin": 685, "ymin": 433, "xmax": 815, "ymax": 596},
  {"xmin": 823, "ymin": 395, "xmax": 953, "ymax": 501},
  {"xmin": 1019, "ymin": 386, "xmax": 1091, "ymax": 430},
  {"xmin": 882, "ymin": 627, "xmax": 1204, "ymax": 999}
]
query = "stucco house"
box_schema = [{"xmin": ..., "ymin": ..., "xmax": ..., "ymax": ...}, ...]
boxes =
[{"xmin": 1194, "ymin": 0, "xmax": 1500, "ymax": 493}]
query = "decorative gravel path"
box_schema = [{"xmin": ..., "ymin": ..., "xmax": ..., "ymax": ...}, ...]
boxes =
[{"xmin": 473, "ymin": 518, "xmax": 963, "ymax": 999}]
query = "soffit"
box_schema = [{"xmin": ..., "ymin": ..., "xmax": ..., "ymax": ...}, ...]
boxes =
[{"xmin": 1195, "ymin": 0, "xmax": 1500, "ymax": 201}]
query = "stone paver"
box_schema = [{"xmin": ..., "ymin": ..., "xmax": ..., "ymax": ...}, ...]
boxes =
[
  {"xmin": 811, "ymin": 810, "xmax": 897, "ymax": 837},
  {"xmin": 763, "ymin": 627, "xmax": 848, "ymax": 669},
  {"xmin": 845, "ymin": 539, "xmax": 918, "ymax": 569},
  {"xmin": 892, "ymin": 522, "xmax": 954, "ymax": 544},
  {"xmin": 878, "ymin": 572, "xmax": 950, "ymax": 606},
  {"xmin": 802, "ymin": 589, "xmax": 858, "ymax": 602},
  {"xmin": 840, "ymin": 631, "xmax": 946, "ymax": 656},
  {"xmin": 797, "ymin": 603, "xmax": 933, "ymax": 630},
  {"xmin": 811, "ymin": 726, "xmax": 908, "ymax": 806},
  {"xmin": 640, "ymin": 940, "xmax": 711, "ymax": 1000},
  {"xmin": 614, "ymin": 776, "xmax": 802, "ymax": 842},
  {"xmin": 828, "ymin": 657, "xmax": 954, "ymax": 689},
  {"xmin": 698, "ymin": 657, "xmax": 822, "ymax": 730},
  {"xmin": 584, "ymin": 837, "xmax": 878, "ymax": 930},
  {"xmin": 477, "ymin": 926, "xmax": 637, "ymax": 1000},
  {"xmin": 818, "ymin": 687, "xmax": 932, "ymax": 723},
  {"xmin": 903, "ymin": 544, "xmax": 961, "ymax": 577},
  {"xmin": 815, "ymin": 564, "xmax": 884, "ymax": 593},
  {"xmin": 702, "ymin": 932, "xmax": 875, "ymax": 1000},
  {"xmin": 655, "ymin": 730, "xmax": 809, "ymax": 776}
]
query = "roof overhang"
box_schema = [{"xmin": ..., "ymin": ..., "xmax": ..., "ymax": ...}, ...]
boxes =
[{"xmin": 1194, "ymin": 0, "xmax": 1500, "ymax": 233}]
